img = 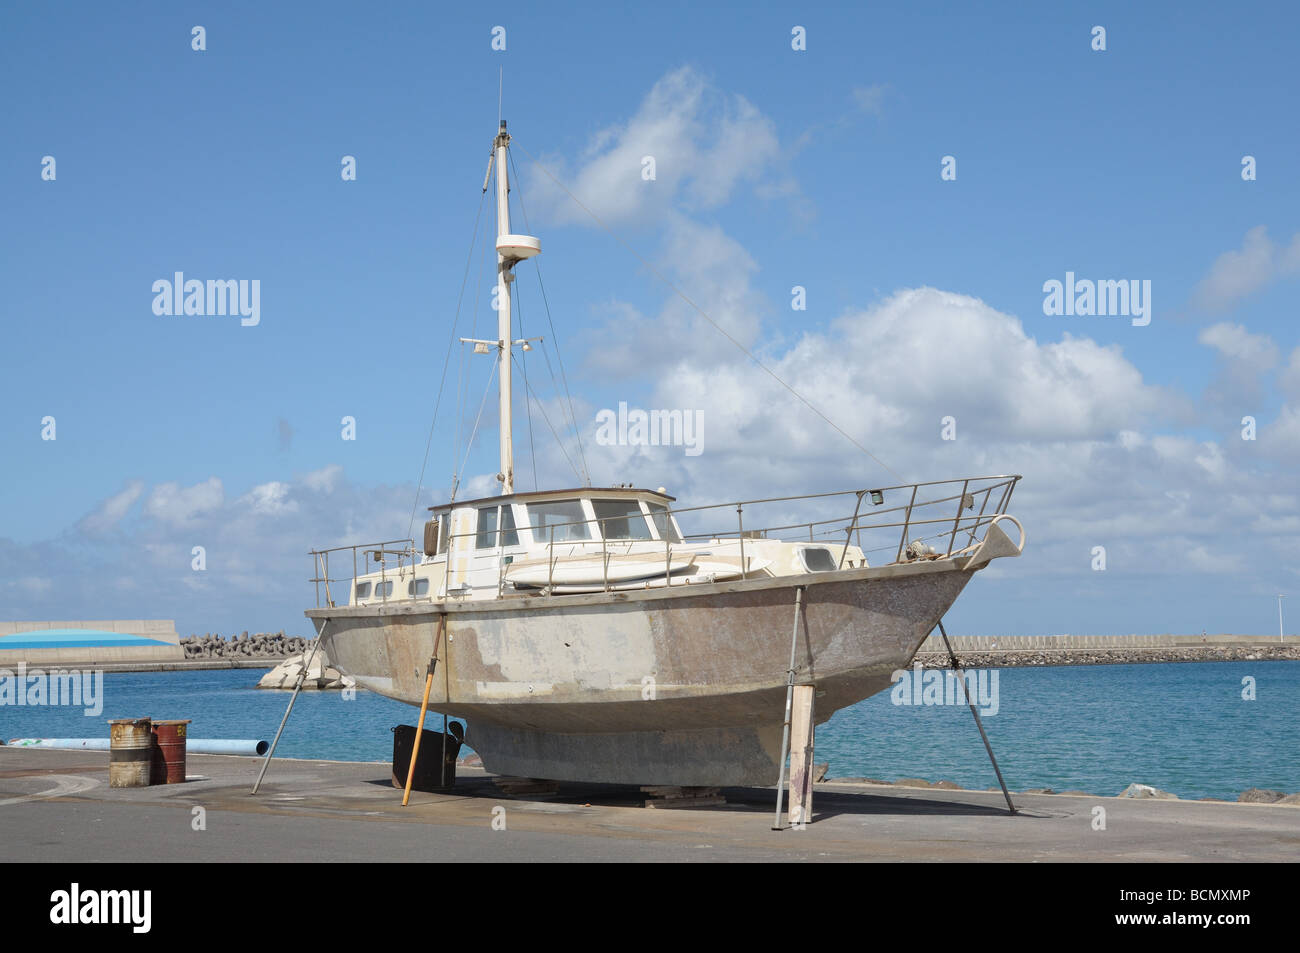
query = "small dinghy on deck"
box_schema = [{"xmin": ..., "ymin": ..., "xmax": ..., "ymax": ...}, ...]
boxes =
[{"xmin": 504, "ymin": 550, "xmax": 698, "ymax": 587}]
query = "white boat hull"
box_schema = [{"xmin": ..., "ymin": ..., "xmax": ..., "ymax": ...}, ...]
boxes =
[{"xmin": 307, "ymin": 558, "xmax": 977, "ymax": 786}]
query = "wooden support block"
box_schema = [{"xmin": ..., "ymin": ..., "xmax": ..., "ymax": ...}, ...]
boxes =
[
  {"xmin": 788, "ymin": 685, "xmax": 815, "ymax": 826},
  {"xmin": 640, "ymin": 785, "xmax": 726, "ymax": 809},
  {"xmin": 492, "ymin": 776, "xmax": 560, "ymax": 797}
]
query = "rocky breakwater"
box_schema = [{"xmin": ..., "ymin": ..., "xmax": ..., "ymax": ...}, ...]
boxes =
[
  {"xmin": 913, "ymin": 643, "xmax": 1300, "ymax": 668},
  {"xmin": 182, "ymin": 631, "xmax": 313, "ymax": 660},
  {"xmin": 257, "ymin": 645, "xmax": 355, "ymax": 691}
]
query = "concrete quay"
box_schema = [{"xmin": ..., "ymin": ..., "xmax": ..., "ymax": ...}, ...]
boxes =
[{"xmin": 1, "ymin": 746, "xmax": 1295, "ymax": 863}]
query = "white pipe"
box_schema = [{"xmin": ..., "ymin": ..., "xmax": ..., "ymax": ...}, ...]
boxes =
[{"xmin": 7, "ymin": 738, "xmax": 270, "ymax": 756}]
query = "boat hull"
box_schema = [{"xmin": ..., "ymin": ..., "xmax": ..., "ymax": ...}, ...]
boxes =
[{"xmin": 307, "ymin": 559, "xmax": 975, "ymax": 786}]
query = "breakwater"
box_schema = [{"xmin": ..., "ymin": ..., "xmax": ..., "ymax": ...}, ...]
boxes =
[
  {"xmin": 914, "ymin": 633, "xmax": 1298, "ymax": 668},
  {"xmin": 181, "ymin": 632, "xmax": 314, "ymax": 660}
]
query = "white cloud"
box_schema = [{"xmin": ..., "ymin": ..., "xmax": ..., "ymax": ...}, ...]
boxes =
[
  {"xmin": 528, "ymin": 66, "xmax": 783, "ymax": 227},
  {"xmin": 1280, "ymin": 346, "xmax": 1300, "ymax": 400},
  {"xmin": 143, "ymin": 477, "xmax": 224, "ymax": 528},
  {"xmin": 1198, "ymin": 322, "xmax": 1278, "ymax": 369},
  {"xmin": 239, "ymin": 481, "xmax": 298, "ymax": 516},
  {"xmin": 582, "ymin": 215, "xmax": 768, "ymax": 380},
  {"xmin": 1265, "ymin": 403, "xmax": 1300, "ymax": 457},
  {"xmin": 852, "ymin": 83, "xmax": 889, "ymax": 116},
  {"xmin": 645, "ymin": 287, "xmax": 1172, "ymax": 462},
  {"xmin": 0, "ymin": 467, "xmax": 419, "ymax": 635},
  {"xmin": 1184, "ymin": 544, "xmax": 1245, "ymax": 573},
  {"xmin": 1193, "ymin": 225, "xmax": 1300, "ymax": 311},
  {"xmin": 1198, "ymin": 322, "xmax": 1280, "ymax": 408},
  {"xmin": 301, "ymin": 463, "xmax": 343, "ymax": 493},
  {"xmin": 79, "ymin": 480, "xmax": 144, "ymax": 534}
]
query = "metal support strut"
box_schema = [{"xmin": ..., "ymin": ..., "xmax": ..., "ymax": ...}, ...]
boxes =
[
  {"xmin": 936, "ymin": 619, "xmax": 1016, "ymax": 816},
  {"xmin": 252, "ymin": 620, "xmax": 329, "ymax": 795},
  {"xmin": 772, "ymin": 587, "xmax": 806, "ymax": 830}
]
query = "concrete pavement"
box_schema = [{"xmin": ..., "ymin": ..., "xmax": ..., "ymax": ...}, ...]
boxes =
[{"xmin": 1, "ymin": 747, "xmax": 1296, "ymax": 862}]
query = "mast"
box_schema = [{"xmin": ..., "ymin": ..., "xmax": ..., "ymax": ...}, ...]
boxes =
[
  {"xmin": 494, "ymin": 120, "xmax": 514, "ymax": 495},
  {"xmin": 466, "ymin": 119, "xmax": 540, "ymax": 497}
]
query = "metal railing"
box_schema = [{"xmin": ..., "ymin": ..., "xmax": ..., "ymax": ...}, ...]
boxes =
[
  {"xmin": 308, "ymin": 475, "xmax": 1021, "ymax": 607},
  {"xmin": 309, "ymin": 538, "xmax": 416, "ymax": 609}
]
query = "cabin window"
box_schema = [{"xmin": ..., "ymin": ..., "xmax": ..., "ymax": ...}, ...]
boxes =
[
  {"xmin": 475, "ymin": 507, "xmax": 499, "ymax": 549},
  {"xmin": 408, "ymin": 578, "xmax": 430, "ymax": 597},
  {"xmin": 593, "ymin": 500, "xmax": 653, "ymax": 540},
  {"xmin": 354, "ymin": 581, "xmax": 371, "ymax": 600},
  {"xmin": 501, "ymin": 505, "xmax": 519, "ymax": 546},
  {"xmin": 647, "ymin": 503, "xmax": 681, "ymax": 543},
  {"xmin": 801, "ymin": 547, "xmax": 837, "ymax": 572},
  {"xmin": 375, "ymin": 580, "xmax": 394, "ymax": 598},
  {"xmin": 527, "ymin": 499, "xmax": 592, "ymax": 542}
]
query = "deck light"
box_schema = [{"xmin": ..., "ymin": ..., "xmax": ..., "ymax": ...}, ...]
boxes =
[
  {"xmin": 869, "ymin": 490, "xmax": 884, "ymax": 506},
  {"xmin": 474, "ymin": 341, "xmax": 490, "ymax": 355}
]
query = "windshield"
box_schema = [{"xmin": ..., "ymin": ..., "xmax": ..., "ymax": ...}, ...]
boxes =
[
  {"xmin": 526, "ymin": 500, "xmax": 592, "ymax": 542},
  {"xmin": 647, "ymin": 502, "xmax": 681, "ymax": 543},
  {"xmin": 592, "ymin": 500, "xmax": 653, "ymax": 540}
]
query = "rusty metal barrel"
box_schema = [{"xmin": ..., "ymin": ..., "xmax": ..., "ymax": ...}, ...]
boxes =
[
  {"xmin": 108, "ymin": 718, "xmax": 154, "ymax": 788},
  {"xmin": 150, "ymin": 719, "xmax": 191, "ymax": 784}
]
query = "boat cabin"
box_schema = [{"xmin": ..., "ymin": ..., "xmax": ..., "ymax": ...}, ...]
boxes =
[
  {"xmin": 344, "ymin": 486, "xmax": 867, "ymax": 605},
  {"xmin": 429, "ymin": 487, "xmax": 682, "ymax": 594}
]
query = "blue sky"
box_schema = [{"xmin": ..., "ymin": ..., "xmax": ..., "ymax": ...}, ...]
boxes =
[{"xmin": 3, "ymin": 1, "xmax": 1299, "ymax": 638}]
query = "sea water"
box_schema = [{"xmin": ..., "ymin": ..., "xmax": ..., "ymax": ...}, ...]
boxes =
[{"xmin": 1, "ymin": 661, "xmax": 1295, "ymax": 800}]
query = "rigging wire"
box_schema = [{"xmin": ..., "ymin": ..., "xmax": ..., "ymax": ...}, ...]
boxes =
[
  {"xmin": 537, "ymin": 338, "xmax": 577, "ymax": 471},
  {"xmin": 452, "ymin": 156, "xmax": 499, "ymax": 501},
  {"xmin": 510, "ymin": 137, "xmax": 904, "ymax": 483},
  {"xmin": 514, "ymin": 275, "xmax": 540, "ymax": 490},
  {"xmin": 405, "ymin": 186, "xmax": 490, "ymax": 540},
  {"xmin": 512, "ymin": 352, "xmax": 585, "ymax": 483},
  {"xmin": 508, "ymin": 147, "xmax": 591, "ymax": 485},
  {"xmin": 456, "ymin": 358, "xmax": 501, "ymax": 488}
]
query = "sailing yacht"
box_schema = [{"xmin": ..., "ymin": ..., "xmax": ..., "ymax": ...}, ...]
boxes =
[{"xmin": 305, "ymin": 119, "xmax": 1025, "ymax": 786}]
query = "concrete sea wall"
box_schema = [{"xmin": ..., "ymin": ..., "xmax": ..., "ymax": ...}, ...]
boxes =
[{"xmin": 0, "ymin": 620, "xmax": 183, "ymax": 666}]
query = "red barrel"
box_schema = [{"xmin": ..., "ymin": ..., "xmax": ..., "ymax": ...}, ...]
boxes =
[
  {"xmin": 108, "ymin": 718, "xmax": 153, "ymax": 788},
  {"xmin": 150, "ymin": 719, "xmax": 191, "ymax": 784}
]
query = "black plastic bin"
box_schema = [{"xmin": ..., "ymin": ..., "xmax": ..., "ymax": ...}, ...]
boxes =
[{"xmin": 391, "ymin": 722, "xmax": 463, "ymax": 792}]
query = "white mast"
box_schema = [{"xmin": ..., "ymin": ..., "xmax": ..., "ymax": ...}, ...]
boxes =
[
  {"xmin": 494, "ymin": 120, "xmax": 514, "ymax": 495},
  {"xmin": 486, "ymin": 119, "xmax": 541, "ymax": 497}
]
